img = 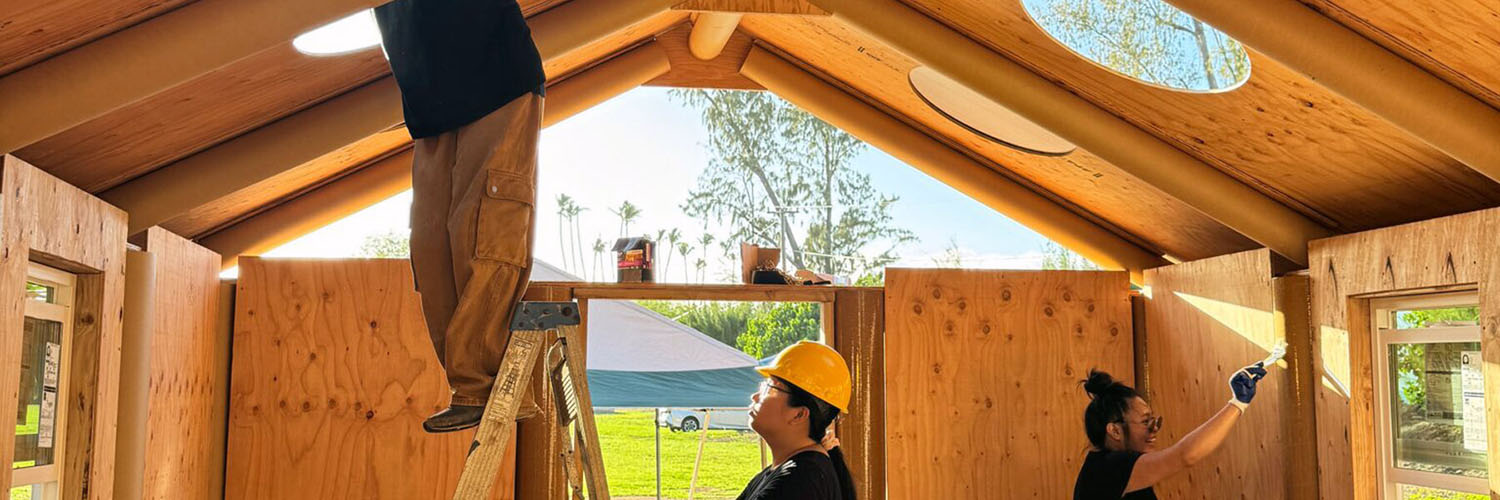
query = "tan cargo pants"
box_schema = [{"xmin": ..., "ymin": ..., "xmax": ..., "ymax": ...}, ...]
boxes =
[{"xmin": 409, "ymin": 92, "xmax": 543, "ymax": 407}]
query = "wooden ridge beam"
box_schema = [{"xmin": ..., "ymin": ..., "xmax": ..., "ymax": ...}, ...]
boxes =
[
  {"xmin": 204, "ymin": 42, "xmax": 671, "ymax": 269},
  {"xmin": 672, "ymin": 0, "xmax": 827, "ymax": 16},
  {"xmin": 689, "ymin": 13, "xmax": 743, "ymax": 60},
  {"xmin": 1162, "ymin": 0, "xmax": 1500, "ymax": 185},
  {"xmin": 0, "ymin": 0, "xmax": 390, "ymax": 155},
  {"xmin": 805, "ymin": 0, "xmax": 1331, "ymax": 265},
  {"xmin": 103, "ymin": 1, "xmax": 676, "ymax": 235},
  {"xmin": 739, "ymin": 47, "xmax": 1166, "ymax": 283}
]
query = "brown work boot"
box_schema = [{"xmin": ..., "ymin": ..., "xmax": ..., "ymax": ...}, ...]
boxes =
[{"xmin": 423, "ymin": 405, "xmax": 485, "ymax": 433}]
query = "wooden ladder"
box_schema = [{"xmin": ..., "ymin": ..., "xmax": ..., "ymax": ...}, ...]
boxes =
[{"xmin": 452, "ymin": 301, "xmax": 610, "ymax": 500}]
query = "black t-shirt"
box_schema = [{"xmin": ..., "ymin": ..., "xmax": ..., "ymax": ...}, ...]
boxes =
[
  {"xmin": 373, "ymin": 0, "xmax": 546, "ymax": 138},
  {"xmin": 1073, "ymin": 450, "xmax": 1157, "ymax": 500},
  {"xmin": 737, "ymin": 449, "xmax": 842, "ymax": 500}
]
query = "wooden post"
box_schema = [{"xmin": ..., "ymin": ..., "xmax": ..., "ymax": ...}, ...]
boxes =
[{"xmin": 687, "ymin": 410, "xmax": 712, "ymax": 500}]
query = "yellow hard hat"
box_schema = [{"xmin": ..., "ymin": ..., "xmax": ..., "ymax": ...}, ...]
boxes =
[{"xmin": 756, "ymin": 341, "xmax": 852, "ymax": 413}]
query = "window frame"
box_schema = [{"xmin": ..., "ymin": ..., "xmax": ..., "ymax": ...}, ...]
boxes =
[
  {"xmin": 1370, "ymin": 292, "xmax": 1487, "ymax": 499},
  {"xmin": 11, "ymin": 263, "xmax": 75, "ymax": 500}
]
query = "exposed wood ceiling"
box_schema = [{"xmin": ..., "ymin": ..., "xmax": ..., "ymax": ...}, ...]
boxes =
[{"xmin": 3, "ymin": 0, "xmax": 1499, "ymax": 272}]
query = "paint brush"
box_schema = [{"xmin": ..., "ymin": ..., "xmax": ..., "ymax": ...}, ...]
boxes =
[{"xmin": 1259, "ymin": 341, "xmax": 1288, "ymax": 368}]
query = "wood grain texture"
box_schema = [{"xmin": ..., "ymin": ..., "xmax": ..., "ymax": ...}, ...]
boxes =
[
  {"xmin": 1306, "ymin": 207, "xmax": 1500, "ymax": 500},
  {"xmin": 673, "ymin": 0, "xmax": 828, "ymax": 15},
  {"xmin": 16, "ymin": 44, "xmax": 388, "ymax": 193},
  {"xmin": 1141, "ymin": 249, "xmax": 1306, "ymax": 498},
  {"xmin": 884, "ymin": 268, "xmax": 1132, "ymax": 498},
  {"xmin": 644, "ymin": 22, "xmax": 763, "ymax": 90},
  {"xmin": 138, "ymin": 228, "xmax": 222, "ymax": 500},
  {"xmin": 543, "ymin": 11, "xmax": 687, "ymax": 81},
  {"xmin": 1301, "ymin": 0, "xmax": 1500, "ymax": 111},
  {"xmin": 902, "ymin": 0, "xmax": 1500, "ymax": 232},
  {"xmin": 832, "ymin": 288, "xmax": 884, "ymax": 500},
  {"xmin": 740, "ymin": 16, "xmax": 1257, "ymax": 261},
  {"xmin": 160, "ymin": 128, "xmax": 412, "ymax": 239},
  {"xmin": 227, "ymin": 258, "xmax": 512, "ymax": 500},
  {"xmin": 0, "ymin": 0, "xmax": 195, "ymax": 77},
  {"xmin": 0, "ymin": 156, "xmax": 128, "ymax": 500}
]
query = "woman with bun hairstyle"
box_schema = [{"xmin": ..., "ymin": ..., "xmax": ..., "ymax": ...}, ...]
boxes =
[
  {"xmin": 1073, "ymin": 360, "xmax": 1271, "ymax": 499},
  {"xmin": 738, "ymin": 341, "xmax": 857, "ymax": 500}
]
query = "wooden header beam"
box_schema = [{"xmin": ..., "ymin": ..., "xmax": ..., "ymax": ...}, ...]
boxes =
[
  {"xmin": 0, "ymin": 0, "xmax": 389, "ymax": 155},
  {"xmin": 204, "ymin": 42, "xmax": 671, "ymax": 269},
  {"xmin": 740, "ymin": 47, "xmax": 1166, "ymax": 283},
  {"xmin": 672, "ymin": 0, "xmax": 828, "ymax": 16},
  {"xmin": 104, "ymin": 1, "xmax": 675, "ymax": 236},
  {"xmin": 1162, "ymin": 0, "xmax": 1500, "ymax": 185},
  {"xmin": 805, "ymin": 0, "xmax": 1331, "ymax": 265}
]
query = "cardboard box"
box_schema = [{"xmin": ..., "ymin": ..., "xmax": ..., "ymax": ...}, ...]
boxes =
[{"xmin": 740, "ymin": 243, "xmax": 781, "ymax": 284}]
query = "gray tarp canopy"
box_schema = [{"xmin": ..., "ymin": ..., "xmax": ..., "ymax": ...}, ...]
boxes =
[{"xmin": 531, "ymin": 260, "xmax": 760, "ymax": 408}]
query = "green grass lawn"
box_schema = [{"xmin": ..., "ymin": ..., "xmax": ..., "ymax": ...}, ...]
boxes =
[{"xmin": 597, "ymin": 409, "xmax": 764, "ymax": 499}]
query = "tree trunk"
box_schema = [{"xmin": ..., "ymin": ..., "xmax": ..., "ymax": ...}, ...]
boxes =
[
  {"xmin": 1191, "ymin": 19, "xmax": 1219, "ymax": 89},
  {"xmin": 747, "ymin": 166, "xmax": 807, "ymax": 270}
]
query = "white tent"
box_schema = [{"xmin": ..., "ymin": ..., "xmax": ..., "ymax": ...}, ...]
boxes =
[{"xmin": 531, "ymin": 260, "xmax": 760, "ymax": 408}]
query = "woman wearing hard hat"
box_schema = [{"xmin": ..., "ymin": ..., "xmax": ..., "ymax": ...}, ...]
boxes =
[{"xmin": 738, "ymin": 341, "xmax": 857, "ymax": 500}]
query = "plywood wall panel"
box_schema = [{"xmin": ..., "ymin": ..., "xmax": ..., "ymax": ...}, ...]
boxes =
[
  {"xmin": 0, "ymin": 156, "xmax": 128, "ymax": 499},
  {"xmin": 136, "ymin": 228, "xmax": 223, "ymax": 500},
  {"xmin": 1141, "ymin": 249, "xmax": 1316, "ymax": 499},
  {"xmin": 884, "ymin": 268, "xmax": 1132, "ymax": 498},
  {"xmin": 227, "ymin": 258, "xmax": 512, "ymax": 500},
  {"xmin": 1307, "ymin": 207, "xmax": 1500, "ymax": 500}
]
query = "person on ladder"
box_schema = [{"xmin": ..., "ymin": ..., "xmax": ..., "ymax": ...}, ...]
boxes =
[
  {"xmin": 740, "ymin": 341, "xmax": 858, "ymax": 500},
  {"xmin": 373, "ymin": 0, "xmax": 545, "ymax": 433}
]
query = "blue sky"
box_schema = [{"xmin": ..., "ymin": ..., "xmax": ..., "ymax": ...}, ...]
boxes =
[{"xmin": 252, "ymin": 87, "xmax": 1058, "ymax": 281}]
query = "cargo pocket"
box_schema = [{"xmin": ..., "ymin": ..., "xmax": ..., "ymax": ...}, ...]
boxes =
[{"xmin": 475, "ymin": 169, "xmax": 535, "ymax": 266}]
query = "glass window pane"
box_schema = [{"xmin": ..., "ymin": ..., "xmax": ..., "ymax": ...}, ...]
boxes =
[
  {"xmin": 1394, "ymin": 306, "xmax": 1479, "ymax": 329},
  {"xmin": 1388, "ymin": 341, "xmax": 1487, "ymax": 479},
  {"xmin": 1397, "ymin": 483, "xmax": 1488, "ymax": 500},
  {"xmin": 14, "ymin": 318, "xmax": 61, "ymax": 470},
  {"xmin": 22, "ymin": 283, "xmax": 51, "ymax": 305},
  {"xmin": 8, "ymin": 484, "xmax": 35, "ymax": 500}
]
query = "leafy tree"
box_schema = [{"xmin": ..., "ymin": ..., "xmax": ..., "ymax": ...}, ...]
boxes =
[
  {"xmin": 736, "ymin": 302, "xmax": 822, "ymax": 359},
  {"xmin": 357, "ymin": 230, "xmax": 410, "ymax": 258},
  {"xmin": 1391, "ymin": 306, "xmax": 1479, "ymax": 413},
  {"xmin": 930, "ymin": 236, "xmax": 965, "ymax": 268},
  {"xmin": 637, "ymin": 300, "xmax": 757, "ymax": 348},
  {"xmin": 1041, "ymin": 241, "xmax": 1099, "ymax": 270},
  {"xmin": 671, "ymin": 89, "xmax": 914, "ymax": 279},
  {"xmin": 1024, "ymin": 0, "xmax": 1249, "ymax": 91}
]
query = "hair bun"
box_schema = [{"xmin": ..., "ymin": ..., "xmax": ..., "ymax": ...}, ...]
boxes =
[{"xmin": 1082, "ymin": 369, "xmax": 1116, "ymax": 397}]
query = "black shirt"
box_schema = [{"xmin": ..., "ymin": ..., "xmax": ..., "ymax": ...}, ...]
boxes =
[
  {"xmin": 1074, "ymin": 450, "xmax": 1157, "ymax": 500},
  {"xmin": 373, "ymin": 0, "xmax": 546, "ymax": 138},
  {"xmin": 737, "ymin": 449, "xmax": 842, "ymax": 500}
]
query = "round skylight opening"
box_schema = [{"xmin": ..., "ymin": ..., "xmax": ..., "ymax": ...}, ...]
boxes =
[
  {"xmin": 1020, "ymin": 0, "xmax": 1251, "ymax": 93},
  {"xmin": 909, "ymin": 66, "xmax": 1076, "ymax": 156},
  {"xmin": 293, "ymin": 10, "xmax": 381, "ymax": 56}
]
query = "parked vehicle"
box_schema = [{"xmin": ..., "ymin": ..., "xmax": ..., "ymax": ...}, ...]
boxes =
[{"xmin": 656, "ymin": 408, "xmax": 751, "ymax": 432}]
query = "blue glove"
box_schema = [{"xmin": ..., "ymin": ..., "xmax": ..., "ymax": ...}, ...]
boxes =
[{"xmin": 1228, "ymin": 363, "xmax": 1268, "ymax": 410}]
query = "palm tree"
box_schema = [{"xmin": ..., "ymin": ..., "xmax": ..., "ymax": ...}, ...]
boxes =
[
  {"xmin": 569, "ymin": 202, "xmax": 588, "ymax": 278},
  {"xmin": 555, "ymin": 194, "xmax": 575, "ymax": 273},
  {"xmin": 664, "ymin": 228, "xmax": 683, "ymax": 277},
  {"xmin": 695, "ymin": 258, "xmax": 707, "ymax": 283},
  {"xmin": 592, "ymin": 237, "xmax": 607, "ymax": 281},
  {"xmin": 698, "ymin": 233, "xmax": 715, "ymax": 268},
  {"xmin": 610, "ymin": 201, "xmax": 642, "ymax": 237},
  {"xmin": 677, "ymin": 241, "xmax": 694, "ymax": 282}
]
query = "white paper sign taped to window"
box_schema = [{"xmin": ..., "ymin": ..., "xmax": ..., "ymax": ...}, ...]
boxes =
[
  {"xmin": 1461, "ymin": 351, "xmax": 1486, "ymax": 452},
  {"xmin": 38, "ymin": 391, "xmax": 55, "ymax": 449},
  {"xmin": 44, "ymin": 341, "xmax": 60, "ymax": 390}
]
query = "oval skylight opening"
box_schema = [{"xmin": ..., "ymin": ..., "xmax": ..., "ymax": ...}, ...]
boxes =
[
  {"xmin": 909, "ymin": 66, "xmax": 1076, "ymax": 156},
  {"xmin": 293, "ymin": 10, "xmax": 381, "ymax": 56},
  {"xmin": 1021, "ymin": 0, "xmax": 1251, "ymax": 92}
]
